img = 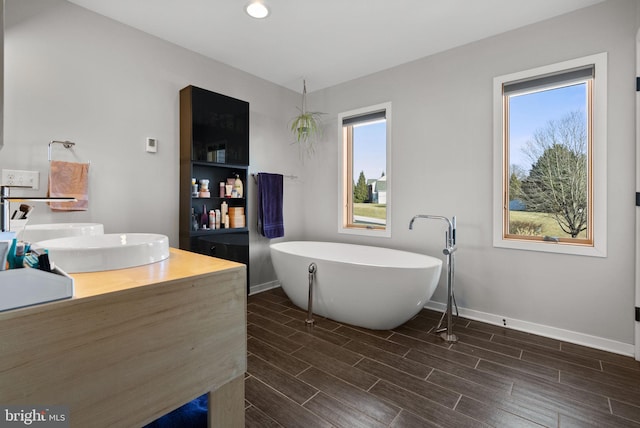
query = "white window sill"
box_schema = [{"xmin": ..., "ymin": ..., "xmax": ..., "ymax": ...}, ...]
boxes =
[{"xmin": 493, "ymin": 236, "xmax": 606, "ymax": 257}]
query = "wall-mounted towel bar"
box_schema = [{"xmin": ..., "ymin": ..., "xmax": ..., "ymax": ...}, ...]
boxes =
[{"xmin": 251, "ymin": 173, "xmax": 297, "ymax": 184}]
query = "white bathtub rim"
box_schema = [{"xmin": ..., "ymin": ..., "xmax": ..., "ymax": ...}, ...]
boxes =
[{"xmin": 270, "ymin": 240, "xmax": 443, "ymax": 269}]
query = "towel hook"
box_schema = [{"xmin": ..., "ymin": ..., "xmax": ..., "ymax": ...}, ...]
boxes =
[{"xmin": 48, "ymin": 140, "xmax": 76, "ymax": 162}]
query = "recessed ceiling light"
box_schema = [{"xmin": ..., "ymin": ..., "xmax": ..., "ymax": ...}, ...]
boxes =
[{"xmin": 245, "ymin": 1, "xmax": 270, "ymax": 19}]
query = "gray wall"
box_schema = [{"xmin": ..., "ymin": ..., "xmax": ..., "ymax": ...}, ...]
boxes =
[
  {"xmin": 305, "ymin": 0, "xmax": 637, "ymax": 348},
  {"xmin": 1, "ymin": 0, "xmax": 305, "ymax": 287},
  {"xmin": 1, "ymin": 0, "xmax": 637, "ymax": 351}
]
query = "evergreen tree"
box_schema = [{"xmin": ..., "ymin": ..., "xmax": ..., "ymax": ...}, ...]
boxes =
[
  {"xmin": 509, "ymin": 172, "xmax": 523, "ymax": 202},
  {"xmin": 353, "ymin": 171, "xmax": 368, "ymax": 203}
]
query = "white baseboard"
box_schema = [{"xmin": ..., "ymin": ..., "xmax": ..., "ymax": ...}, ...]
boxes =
[
  {"xmin": 425, "ymin": 301, "xmax": 635, "ymax": 357},
  {"xmin": 249, "ymin": 280, "xmax": 281, "ymax": 296}
]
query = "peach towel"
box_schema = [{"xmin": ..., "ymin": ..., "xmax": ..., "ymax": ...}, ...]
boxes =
[{"xmin": 48, "ymin": 160, "xmax": 90, "ymax": 211}]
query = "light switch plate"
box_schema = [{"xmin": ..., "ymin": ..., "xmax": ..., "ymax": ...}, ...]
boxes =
[{"xmin": 146, "ymin": 138, "xmax": 157, "ymax": 153}]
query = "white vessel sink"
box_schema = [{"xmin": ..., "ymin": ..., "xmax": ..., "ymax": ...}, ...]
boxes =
[
  {"xmin": 19, "ymin": 222, "xmax": 104, "ymax": 242},
  {"xmin": 34, "ymin": 233, "xmax": 170, "ymax": 273}
]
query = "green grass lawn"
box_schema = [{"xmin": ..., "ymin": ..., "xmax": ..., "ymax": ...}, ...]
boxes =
[
  {"xmin": 352, "ymin": 206, "xmax": 584, "ymax": 238},
  {"xmin": 354, "ymin": 203, "xmax": 386, "ymax": 219},
  {"xmin": 509, "ymin": 211, "xmax": 586, "ymax": 239}
]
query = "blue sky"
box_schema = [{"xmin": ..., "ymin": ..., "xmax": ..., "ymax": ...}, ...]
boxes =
[
  {"xmin": 509, "ymin": 83, "xmax": 587, "ymax": 173},
  {"xmin": 352, "ymin": 121, "xmax": 386, "ymax": 183}
]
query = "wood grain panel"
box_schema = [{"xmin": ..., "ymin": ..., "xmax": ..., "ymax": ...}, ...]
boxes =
[
  {"xmin": 247, "ymin": 323, "xmax": 303, "ymax": 354},
  {"xmin": 247, "ymin": 354, "xmax": 317, "ymax": 404},
  {"xmin": 288, "ymin": 331, "xmax": 361, "ymax": 365},
  {"xmin": 355, "ymin": 358, "xmax": 460, "ymax": 408},
  {"xmin": 369, "ymin": 380, "xmax": 485, "ymax": 428},
  {"xmin": 389, "ymin": 410, "xmax": 441, "ymax": 428},
  {"xmin": 455, "ymin": 396, "xmax": 544, "ymax": 428},
  {"xmin": 297, "ymin": 367, "xmax": 400, "ymax": 425},
  {"xmin": 0, "ymin": 249, "xmax": 246, "ymax": 427},
  {"xmin": 303, "ymin": 392, "xmax": 387, "ymax": 428},
  {"xmin": 245, "ymin": 376, "xmax": 330, "ymax": 428},
  {"xmin": 292, "ymin": 346, "xmax": 378, "ymax": 390},
  {"xmin": 344, "ymin": 339, "xmax": 433, "ymax": 379},
  {"xmin": 247, "ymin": 337, "xmax": 310, "ymax": 376}
]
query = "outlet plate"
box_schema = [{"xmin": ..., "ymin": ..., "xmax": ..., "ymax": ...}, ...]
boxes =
[{"xmin": 1, "ymin": 169, "xmax": 40, "ymax": 190}]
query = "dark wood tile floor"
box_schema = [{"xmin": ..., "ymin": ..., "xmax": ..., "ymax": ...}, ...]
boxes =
[{"xmin": 244, "ymin": 288, "xmax": 640, "ymax": 427}]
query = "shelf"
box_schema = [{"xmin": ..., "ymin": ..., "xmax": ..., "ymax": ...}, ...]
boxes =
[
  {"xmin": 191, "ymin": 161, "xmax": 248, "ymax": 169},
  {"xmin": 190, "ymin": 227, "xmax": 248, "ymax": 236},
  {"xmin": 192, "ymin": 196, "xmax": 246, "ymax": 201}
]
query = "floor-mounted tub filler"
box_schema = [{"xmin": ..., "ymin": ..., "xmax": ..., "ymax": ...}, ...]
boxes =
[
  {"xmin": 409, "ymin": 214, "xmax": 458, "ymax": 343},
  {"xmin": 270, "ymin": 241, "xmax": 442, "ymax": 330}
]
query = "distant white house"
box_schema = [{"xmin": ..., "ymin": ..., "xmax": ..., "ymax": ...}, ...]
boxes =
[{"xmin": 367, "ymin": 173, "xmax": 387, "ymax": 204}]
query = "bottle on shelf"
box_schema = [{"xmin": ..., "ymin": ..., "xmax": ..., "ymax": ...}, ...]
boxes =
[
  {"xmin": 209, "ymin": 210, "xmax": 216, "ymax": 229},
  {"xmin": 199, "ymin": 179, "xmax": 210, "ymax": 198},
  {"xmin": 234, "ymin": 174, "xmax": 243, "ymax": 198},
  {"xmin": 221, "ymin": 201, "xmax": 228, "ymax": 224},
  {"xmin": 191, "ymin": 208, "xmax": 198, "ymax": 231},
  {"xmin": 200, "ymin": 204, "xmax": 208, "ymax": 229},
  {"xmin": 191, "ymin": 178, "xmax": 198, "ymax": 197}
]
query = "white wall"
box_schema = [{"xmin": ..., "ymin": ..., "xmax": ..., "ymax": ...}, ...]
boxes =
[
  {"xmin": 1, "ymin": 0, "xmax": 305, "ymax": 287},
  {"xmin": 305, "ymin": 0, "xmax": 637, "ymax": 351}
]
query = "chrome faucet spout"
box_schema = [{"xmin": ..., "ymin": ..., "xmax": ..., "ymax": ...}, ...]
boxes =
[
  {"xmin": 1, "ymin": 185, "xmax": 77, "ymax": 232},
  {"xmin": 408, "ymin": 214, "xmax": 456, "ymax": 247}
]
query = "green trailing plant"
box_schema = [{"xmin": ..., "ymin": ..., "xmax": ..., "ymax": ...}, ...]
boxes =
[{"xmin": 290, "ymin": 80, "xmax": 324, "ymax": 156}]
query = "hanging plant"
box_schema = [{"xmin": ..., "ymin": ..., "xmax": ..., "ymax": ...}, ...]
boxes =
[{"xmin": 290, "ymin": 80, "xmax": 324, "ymax": 156}]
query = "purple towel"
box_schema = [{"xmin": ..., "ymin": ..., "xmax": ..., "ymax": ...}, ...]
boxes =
[{"xmin": 258, "ymin": 172, "xmax": 284, "ymax": 238}]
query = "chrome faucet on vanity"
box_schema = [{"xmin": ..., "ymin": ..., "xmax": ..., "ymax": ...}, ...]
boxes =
[
  {"xmin": 1, "ymin": 185, "xmax": 76, "ymax": 232},
  {"xmin": 409, "ymin": 214, "xmax": 458, "ymax": 343}
]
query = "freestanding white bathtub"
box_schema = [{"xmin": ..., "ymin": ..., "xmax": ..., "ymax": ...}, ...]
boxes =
[{"xmin": 270, "ymin": 241, "xmax": 442, "ymax": 330}]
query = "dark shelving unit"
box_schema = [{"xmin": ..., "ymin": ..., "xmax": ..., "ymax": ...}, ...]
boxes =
[{"xmin": 179, "ymin": 85, "xmax": 250, "ymax": 292}]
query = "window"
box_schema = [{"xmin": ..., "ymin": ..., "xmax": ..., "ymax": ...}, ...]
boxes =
[
  {"xmin": 493, "ymin": 53, "xmax": 607, "ymax": 257},
  {"xmin": 338, "ymin": 102, "xmax": 392, "ymax": 237}
]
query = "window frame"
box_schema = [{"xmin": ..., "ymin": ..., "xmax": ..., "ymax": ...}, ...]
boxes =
[
  {"xmin": 338, "ymin": 102, "xmax": 392, "ymax": 238},
  {"xmin": 492, "ymin": 53, "xmax": 607, "ymax": 257}
]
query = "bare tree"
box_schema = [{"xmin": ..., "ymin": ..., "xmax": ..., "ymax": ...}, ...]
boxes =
[{"xmin": 521, "ymin": 111, "xmax": 588, "ymax": 238}]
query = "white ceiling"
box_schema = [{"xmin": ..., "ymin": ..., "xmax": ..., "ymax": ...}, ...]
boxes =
[{"xmin": 66, "ymin": 0, "xmax": 605, "ymax": 93}]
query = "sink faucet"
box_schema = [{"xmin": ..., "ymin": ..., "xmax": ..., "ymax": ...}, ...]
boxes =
[{"xmin": 1, "ymin": 185, "xmax": 77, "ymax": 232}]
